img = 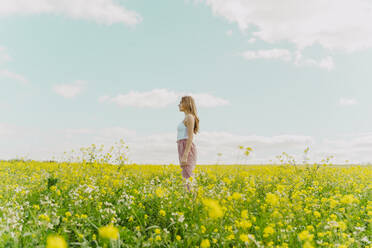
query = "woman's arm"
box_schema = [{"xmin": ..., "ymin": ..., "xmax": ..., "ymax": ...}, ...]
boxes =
[{"xmin": 181, "ymin": 114, "xmax": 195, "ymax": 166}]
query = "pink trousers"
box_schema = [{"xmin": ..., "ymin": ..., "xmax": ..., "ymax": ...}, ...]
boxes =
[{"xmin": 177, "ymin": 139, "xmax": 197, "ymax": 179}]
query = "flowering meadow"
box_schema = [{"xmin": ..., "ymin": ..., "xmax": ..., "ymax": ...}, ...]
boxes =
[{"xmin": 0, "ymin": 160, "xmax": 371, "ymax": 247}]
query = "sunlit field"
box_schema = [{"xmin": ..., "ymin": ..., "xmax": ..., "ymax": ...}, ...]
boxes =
[{"xmin": 0, "ymin": 159, "xmax": 371, "ymax": 247}]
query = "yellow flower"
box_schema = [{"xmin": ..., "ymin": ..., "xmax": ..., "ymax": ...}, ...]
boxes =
[
  {"xmin": 329, "ymin": 198, "xmax": 338, "ymax": 208},
  {"xmin": 241, "ymin": 210, "xmax": 248, "ymax": 219},
  {"xmin": 240, "ymin": 234, "xmax": 249, "ymax": 243},
  {"xmin": 298, "ymin": 230, "xmax": 314, "ymax": 241},
  {"xmin": 98, "ymin": 224, "xmax": 119, "ymax": 240},
  {"xmin": 46, "ymin": 234, "xmax": 67, "ymax": 248},
  {"xmin": 159, "ymin": 210, "xmax": 166, "ymax": 216},
  {"xmin": 92, "ymin": 234, "xmax": 96, "ymax": 241},
  {"xmin": 263, "ymin": 226, "xmax": 275, "ymax": 238},
  {"xmin": 330, "ymin": 214, "xmax": 337, "ymax": 220},
  {"xmin": 155, "ymin": 228, "xmax": 161, "ymax": 234},
  {"xmin": 202, "ymin": 198, "xmax": 224, "ymax": 219},
  {"xmin": 239, "ymin": 220, "xmax": 252, "ymax": 229},
  {"xmin": 155, "ymin": 187, "xmax": 165, "ymax": 197},
  {"xmin": 276, "ymin": 184, "xmax": 285, "ymax": 192},
  {"xmin": 223, "ymin": 177, "xmax": 231, "ymax": 184},
  {"xmin": 201, "ymin": 225, "xmax": 206, "ymax": 233},
  {"xmin": 65, "ymin": 212, "xmax": 72, "ymax": 217},
  {"xmin": 232, "ymin": 192, "xmax": 242, "ymax": 200},
  {"xmin": 338, "ymin": 221, "xmax": 347, "ymax": 231},
  {"xmin": 200, "ymin": 239, "xmax": 210, "ymax": 248},
  {"xmin": 227, "ymin": 234, "xmax": 235, "ymax": 240},
  {"xmin": 340, "ymin": 194, "xmax": 358, "ymax": 204},
  {"xmin": 176, "ymin": 235, "xmax": 181, "ymax": 241},
  {"xmin": 265, "ymin": 193, "xmax": 279, "ymax": 206},
  {"xmin": 306, "ymin": 226, "xmax": 314, "ymax": 232},
  {"xmin": 38, "ymin": 214, "xmax": 50, "ymax": 222},
  {"xmin": 313, "ymin": 211, "xmax": 321, "ymax": 218},
  {"xmin": 303, "ymin": 241, "xmax": 314, "ymax": 248},
  {"xmin": 155, "ymin": 235, "xmax": 161, "ymax": 241}
]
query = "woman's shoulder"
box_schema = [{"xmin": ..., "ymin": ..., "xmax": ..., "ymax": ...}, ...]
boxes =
[{"xmin": 184, "ymin": 114, "xmax": 195, "ymax": 124}]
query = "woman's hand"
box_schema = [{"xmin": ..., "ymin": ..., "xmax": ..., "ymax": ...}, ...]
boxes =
[{"xmin": 181, "ymin": 154, "xmax": 188, "ymax": 167}]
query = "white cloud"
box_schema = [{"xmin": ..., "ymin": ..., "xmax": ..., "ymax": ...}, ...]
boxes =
[
  {"xmin": 99, "ymin": 88, "xmax": 230, "ymax": 108},
  {"xmin": 294, "ymin": 51, "xmax": 335, "ymax": 70},
  {"xmin": 199, "ymin": 0, "xmax": 372, "ymax": 52},
  {"xmin": 0, "ymin": 0, "xmax": 142, "ymax": 26},
  {"xmin": 2, "ymin": 124, "xmax": 372, "ymax": 164},
  {"xmin": 299, "ymin": 56, "xmax": 334, "ymax": 71},
  {"xmin": 53, "ymin": 80, "xmax": 86, "ymax": 98},
  {"xmin": 0, "ymin": 45, "xmax": 29, "ymax": 84},
  {"xmin": 0, "ymin": 69, "xmax": 29, "ymax": 84},
  {"xmin": 339, "ymin": 97, "xmax": 358, "ymax": 106},
  {"xmin": 192, "ymin": 93, "xmax": 230, "ymax": 107},
  {"xmin": 247, "ymin": 38, "xmax": 256, "ymax": 44},
  {"xmin": 103, "ymin": 89, "xmax": 178, "ymax": 108},
  {"xmin": 242, "ymin": 49, "xmax": 291, "ymax": 61},
  {"xmin": 241, "ymin": 49, "xmax": 334, "ymax": 70},
  {"xmin": 226, "ymin": 30, "xmax": 233, "ymax": 36}
]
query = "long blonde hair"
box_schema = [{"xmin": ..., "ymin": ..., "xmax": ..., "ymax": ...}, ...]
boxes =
[{"xmin": 181, "ymin": 96, "xmax": 200, "ymax": 134}]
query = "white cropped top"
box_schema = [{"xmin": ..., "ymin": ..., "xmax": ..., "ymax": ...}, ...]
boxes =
[{"xmin": 177, "ymin": 121, "xmax": 188, "ymax": 141}]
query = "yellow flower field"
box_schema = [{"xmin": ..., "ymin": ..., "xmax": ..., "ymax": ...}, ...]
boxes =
[{"xmin": 0, "ymin": 161, "xmax": 371, "ymax": 247}]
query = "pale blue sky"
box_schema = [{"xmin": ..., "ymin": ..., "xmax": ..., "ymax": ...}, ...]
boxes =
[{"xmin": 1, "ymin": 0, "xmax": 372, "ymax": 164}]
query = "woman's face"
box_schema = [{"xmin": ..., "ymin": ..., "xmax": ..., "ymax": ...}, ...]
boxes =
[{"xmin": 178, "ymin": 100, "xmax": 184, "ymax": 112}]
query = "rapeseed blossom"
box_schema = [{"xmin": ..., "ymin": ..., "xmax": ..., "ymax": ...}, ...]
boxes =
[
  {"xmin": 202, "ymin": 198, "xmax": 224, "ymax": 219},
  {"xmin": 265, "ymin": 192, "xmax": 279, "ymax": 206},
  {"xmin": 263, "ymin": 226, "xmax": 275, "ymax": 238},
  {"xmin": 200, "ymin": 239, "xmax": 210, "ymax": 248},
  {"xmin": 0, "ymin": 160, "xmax": 369, "ymax": 247},
  {"xmin": 46, "ymin": 235, "xmax": 67, "ymax": 248},
  {"xmin": 241, "ymin": 209, "xmax": 248, "ymax": 219},
  {"xmin": 232, "ymin": 192, "xmax": 242, "ymax": 200},
  {"xmin": 239, "ymin": 234, "xmax": 249, "ymax": 243},
  {"xmin": 155, "ymin": 187, "xmax": 165, "ymax": 197},
  {"xmin": 159, "ymin": 209, "xmax": 166, "ymax": 216},
  {"xmin": 98, "ymin": 224, "xmax": 119, "ymax": 240},
  {"xmin": 298, "ymin": 230, "xmax": 314, "ymax": 241}
]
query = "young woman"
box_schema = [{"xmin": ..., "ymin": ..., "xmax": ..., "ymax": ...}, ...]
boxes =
[{"xmin": 177, "ymin": 96, "xmax": 199, "ymax": 193}]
